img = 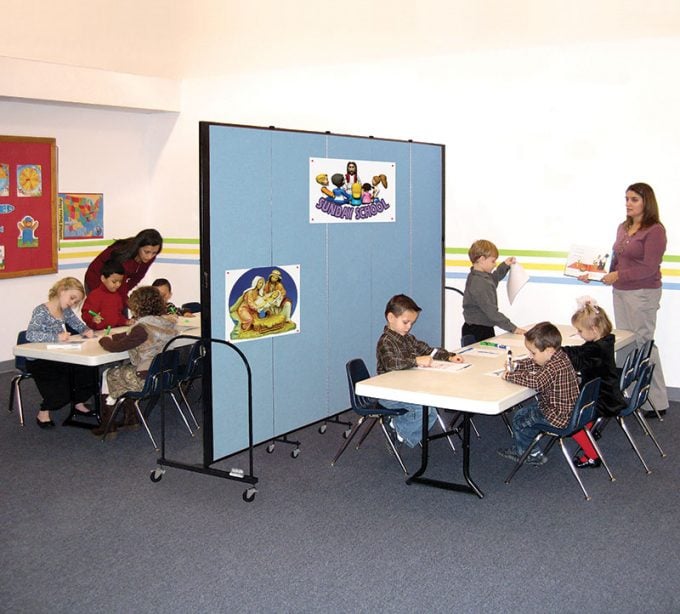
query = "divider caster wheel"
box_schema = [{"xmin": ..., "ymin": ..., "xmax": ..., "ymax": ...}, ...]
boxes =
[
  {"xmin": 149, "ymin": 468, "xmax": 165, "ymax": 483},
  {"xmin": 343, "ymin": 428, "xmax": 352, "ymax": 439},
  {"xmin": 243, "ymin": 487, "xmax": 257, "ymax": 502},
  {"xmin": 291, "ymin": 447, "xmax": 300, "ymax": 459},
  {"xmin": 318, "ymin": 424, "xmax": 327, "ymax": 434},
  {"xmin": 266, "ymin": 443, "xmax": 275, "ymax": 454}
]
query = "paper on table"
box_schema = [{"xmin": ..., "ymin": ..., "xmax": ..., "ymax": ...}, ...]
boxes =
[
  {"xmin": 507, "ymin": 263, "xmax": 529, "ymax": 305},
  {"xmin": 418, "ymin": 361, "xmax": 472, "ymax": 373},
  {"xmin": 46, "ymin": 341, "xmax": 85, "ymax": 350}
]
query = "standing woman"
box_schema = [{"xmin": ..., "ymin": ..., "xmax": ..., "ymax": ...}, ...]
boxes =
[
  {"xmin": 600, "ymin": 182, "xmax": 669, "ymax": 417},
  {"xmin": 85, "ymin": 229, "xmax": 163, "ymax": 308}
]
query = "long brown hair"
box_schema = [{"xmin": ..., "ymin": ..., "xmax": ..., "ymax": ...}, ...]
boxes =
[{"xmin": 625, "ymin": 183, "xmax": 663, "ymax": 230}]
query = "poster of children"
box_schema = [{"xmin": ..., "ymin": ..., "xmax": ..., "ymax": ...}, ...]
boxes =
[{"xmin": 309, "ymin": 157, "xmax": 395, "ymax": 224}]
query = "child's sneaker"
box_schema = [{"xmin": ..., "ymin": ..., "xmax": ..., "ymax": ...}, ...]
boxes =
[
  {"xmin": 527, "ymin": 451, "xmax": 548, "ymax": 466},
  {"xmin": 497, "ymin": 447, "xmax": 520, "ymax": 462}
]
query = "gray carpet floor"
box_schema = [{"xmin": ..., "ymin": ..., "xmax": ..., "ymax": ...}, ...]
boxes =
[{"xmin": 2, "ymin": 370, "xmax": 679, "ymax": 614}]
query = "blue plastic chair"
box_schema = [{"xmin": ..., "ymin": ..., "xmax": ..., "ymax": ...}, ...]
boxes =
[
  {"xmin": 176, "ymin": 340, "xmax": 204, "ymax": 430},
  {"xmin": 8, "ymin": 331, "xmax": 33, "ymax": 426},
  {"xmin": 98, "ymin": 348, "xmax": 195, "ymax": 449},
  {"xmin": 505, "ymin": 378, "xmax": 613, "ymax": 500},
  {"xmin": 331, "ymin": 359, "xmax": 409, "ymax": 474},
  {"xmin": 612, "ymin": 363, "xmax": 666, "ymax": 474}
]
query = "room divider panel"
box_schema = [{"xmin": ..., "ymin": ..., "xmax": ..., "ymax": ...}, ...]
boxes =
[{"xmin": 199, "ymin": 122, "xmax": 444, "ymax": 462}]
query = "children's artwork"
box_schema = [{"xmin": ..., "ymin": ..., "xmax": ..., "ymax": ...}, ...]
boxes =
[
  {"xmin": 309, "ymin": 157, "xmax": 396, "ymax": 224},
  {"xmin": 0, "ymin": 135, "xmax": 57, "ymax": 279},
  {"xmin": 564, "ymin": 244, "xmax": 611, "ymax": 281},
  {"xmin": 0, "ymin": 163, "xmax": 8, "ymax": 196},
  {"xmin": 59, "ymin": 193, "xmax": 104, "ymax": 239},
  {"xmin": 17, "ymin": 164, "xmax": 42, "ymax": 197},
  {"xmin": 226, "ymin": 264, "xmax": 301, "ymax": 342}
]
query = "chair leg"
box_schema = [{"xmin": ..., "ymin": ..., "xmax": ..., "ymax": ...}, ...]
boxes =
[
  {"xmin": 634, "ymin": 410, "xmax": 666, "ymax": 457},
  {"xmin": 645, "ymin": 398, "xmax": 664, "ymax": 422},
  {"xmin": 501, "ymin": 411, "xmax": 513, "ymax": 436},
  {"xmin": 435, "ymin": 409, "xmax": 456, "ymax": 454},
  {"xmin": 331, "ymin": 416, "xmax": 366, "ymax": 465},
  {"xmin": 505, "ymin": 433, "xmax": 544, "ymax": 483},
  {"xmin": 379, "ymin": 420, "xmax": 408, "ymax": 475},
  {"xmin": 584, "ymin": 429, "xmax": 615, "ymax": 482},
  {"xmin": 178, "ymin": 385, "xmax": 200, "ymax": 430},
  {"xmin": 355, "ymin": 417, "xmax": 378, "ymax": 449},
  {"xmin": 134, "ymin": 400, "xmax": 159, "ymax": 450},
  {"xmin": 558, "ymin": 438, "xmax": 591, "ymax": 501},
  {"xmin": 169, "ymin": 392, "xmax": 195, "ymax": 436},
  {"xmin": 9, "ymin": 376, "xmax": 26, "ymax": 426},
  {"xmin": 617, "ymin": 416, "xmax": 652, "ymax": 474}
]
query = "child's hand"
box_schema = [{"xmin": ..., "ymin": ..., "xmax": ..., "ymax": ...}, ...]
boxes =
[
  {"xmin": 505, "ymin": 256, "xmax": 516, "ymax": 266},
  {"xmin": 416, "ymin": 355, "xmax": 433, "ymax": 367},
  {"xmin": 448, "ymin": 354, "xmax": 464, "ymax": 363},
  {"xmin": 83, "ymin": 329, "xmax": 95, "ymax": 339},
  {"xmin": 58, "ymin": 331, "xmax": 71, "ymax": 342},
  {"xmin": 513, "ymin": 327, "xmax": 527, "ymax": 335}
]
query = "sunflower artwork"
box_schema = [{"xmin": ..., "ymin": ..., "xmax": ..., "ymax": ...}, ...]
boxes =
[{"xmin": 17, "ymin": 164, "xmax": 42, "ymax": 197}]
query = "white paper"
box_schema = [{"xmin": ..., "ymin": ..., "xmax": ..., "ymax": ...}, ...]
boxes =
[
  {"xmin": 418, "ymin": 361, "xmax": 472, "ymax": 373},
  {"xmin": 507, "ymin": 263, "xmax": 529, "ymax": 304}
]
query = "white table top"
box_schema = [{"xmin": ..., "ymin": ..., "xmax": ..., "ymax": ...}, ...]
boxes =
[
  {"xmin": 355, "ymin": 325, "xmax": 635, "ymax": 416},
  {"xmin": 13, "ymin": 322, "xmax": 201, "ymax": 367}
]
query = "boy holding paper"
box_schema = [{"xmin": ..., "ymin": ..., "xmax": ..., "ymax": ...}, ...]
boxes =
[{"xmin": 462, "ymin": 239, "xmax": 526, "ymax": 342}]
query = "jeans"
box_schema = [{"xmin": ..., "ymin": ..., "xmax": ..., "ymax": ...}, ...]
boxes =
[
  {"xmin": 379, "ymin": 399, "xmax": 436, "ymax": 448},
  {"xmin": 511, "ymin": 398, "xmax": 552, "ymax": 455}
]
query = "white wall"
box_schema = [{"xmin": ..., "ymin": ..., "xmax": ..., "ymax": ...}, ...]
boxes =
[{"xmin": 2, "ymin": 20, "xmax": 679, "ymax": 393}]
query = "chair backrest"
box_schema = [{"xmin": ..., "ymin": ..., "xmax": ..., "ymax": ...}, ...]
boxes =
[
  {"xmin": 346, "ymin": 358, "xmax": 378, "ymax": 413},
  {"xmin": 567, "ymin": 377, "xmax": 601, "ymax": 432},
  {"xmin": 626, "ymin": 362, "xmax": 655, "ymax": 417},
  {"xmin": 461, "ymin": 334, "xmax": 476, "ymax": 347},
  {"xmin": 180, "ymin": 340, "xmax": 206, "ymax": 382},
  {"xmin": 144, "ymin": 348, "xmax": 181, "ymax": 396},
  {"xmin": 181, "ymin": 302, "xmax": 201, "ymax": 314},
  {"xmin": 619, "ymin": 348, "xmax": 639, "ymax": 394},
  {"xmin": 633, "ymin": 339, "xmax": 654, "ymax": 378},
  {"xmin": 15, "ymin": 331, "xmax": 30, "ymax": 374}
]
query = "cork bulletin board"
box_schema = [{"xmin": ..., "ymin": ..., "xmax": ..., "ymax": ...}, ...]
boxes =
[{"xmin": 0, "ymin": 135, "xmax": 58, "ymax": 279}]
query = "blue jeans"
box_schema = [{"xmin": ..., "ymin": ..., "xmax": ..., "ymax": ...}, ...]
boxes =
[
  {"xmin": 379, "ymin": 399, "xmax": 437, "ymax": 448},
  {"xmin": 511, "ymin": 398, "xmax": 552, "ymax": 455}
]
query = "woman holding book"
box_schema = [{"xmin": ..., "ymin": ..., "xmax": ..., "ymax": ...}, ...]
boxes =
[{"xmin": 599, "ymin": 182, "xmax": 668, "ymax": 417}]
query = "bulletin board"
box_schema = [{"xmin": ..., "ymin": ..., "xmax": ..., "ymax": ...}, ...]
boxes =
[
  {"xmin": 0, "ymin": 136, "xmax": 58, "ymax": 279},
  {"xmin": 199, "ymin": 122, "xmax": 445, "ymax": 463}
]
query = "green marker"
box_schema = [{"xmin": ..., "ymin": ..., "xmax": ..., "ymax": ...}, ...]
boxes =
[
  {"xmin": 88, "ymin": 310, "xmax": 100, "ymax": 317},
  {"xmin": 105, "ymin": 325, "xmax": 111, "ymax": 335}
]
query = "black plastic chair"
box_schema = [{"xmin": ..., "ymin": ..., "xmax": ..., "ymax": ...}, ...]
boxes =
[
  {"xmin": 98, "ymin": 348, "xmax": 195, "ymax": 449},
  {"xmin": 505, "ymin": 378, "xmax": 613, "ymax": 500},
  {"xmin": 181, "ymin": 302, "xmax": 201, "ymax": 314},
  {"xmin": 8, "ymin": 331, "xmax": 33, "ymax": 426},
  {"xmin": 611, "ymin": 363, "xmax": 666, "ymax": 474},
  {"xmin": 632, "ymin": 339, "xmax": 663, "ymax": 420},
  {"xmin": 331, "ymin": 359, "xmax": 409, "ymax": 474}
]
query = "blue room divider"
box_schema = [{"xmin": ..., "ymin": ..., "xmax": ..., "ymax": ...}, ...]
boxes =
[{"xmin": 199, "ymin": 122, "xmax": 445, "ymax": 462}]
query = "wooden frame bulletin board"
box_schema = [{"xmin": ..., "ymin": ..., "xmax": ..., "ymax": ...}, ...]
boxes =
[{"xmin": 0, "ymin": 135, "xmax": 58, "ymax": 279}]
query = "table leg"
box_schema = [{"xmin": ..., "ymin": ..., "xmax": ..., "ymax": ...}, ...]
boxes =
[{"xmin": 405, "ymin": 405, "xmax": 484, "ymax": 498}]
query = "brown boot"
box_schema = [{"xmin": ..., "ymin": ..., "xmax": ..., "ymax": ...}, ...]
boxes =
[
  {"xmin": 91, "ymin": 400, "xmax": 118, "ymax": 439},
  {"xmin": 119, "ymin": 399, "xmax": 141, "ymax": 432}
]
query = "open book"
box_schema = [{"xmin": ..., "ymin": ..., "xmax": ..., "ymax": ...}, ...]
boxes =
[{"xmin": 564, "ymin": 244, "xmax": 610, "ymax": 281}]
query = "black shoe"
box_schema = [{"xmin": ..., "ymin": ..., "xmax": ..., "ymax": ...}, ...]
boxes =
[
  {"xmin": 642, "ymin": 409, "xmax": 667, "ymax": 419},
  {"xmin": 575, "ymin": 457, "xmax": 601, "ymax": 469},
  {"xmin": 36, "ymin": 417, "xmax": 56, "ymax": 429}
]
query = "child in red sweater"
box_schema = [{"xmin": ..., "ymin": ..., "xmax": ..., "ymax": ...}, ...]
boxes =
[{"xmin": 82, "ymin": 259, "xmax": 133, "ymax": 330}]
